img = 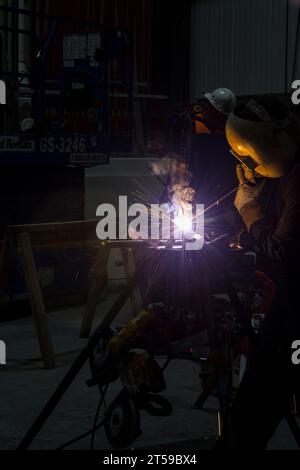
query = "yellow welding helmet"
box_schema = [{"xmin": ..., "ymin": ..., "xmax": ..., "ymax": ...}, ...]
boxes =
[{"xmin": 226, "ymin": 98, "xmax": 298, "ymax": 178}]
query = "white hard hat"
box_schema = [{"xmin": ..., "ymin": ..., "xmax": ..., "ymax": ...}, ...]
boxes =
[{"xmin": 204, "ymin": 88, "xmax": 237, "ymax": 115}]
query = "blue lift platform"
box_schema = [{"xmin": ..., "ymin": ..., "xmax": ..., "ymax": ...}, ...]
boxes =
[{"xmin": 0, "ymin": 4, "xmax": 134, "ymax": 167}]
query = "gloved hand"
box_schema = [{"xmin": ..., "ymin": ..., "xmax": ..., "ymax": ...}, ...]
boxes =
[{"xmin": 234, "ymin": 164, "xmax": 265, "ymax": 213}]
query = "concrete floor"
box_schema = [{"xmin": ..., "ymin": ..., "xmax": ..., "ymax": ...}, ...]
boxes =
[
  {"xmin": 1, "ymin": 284, "xmax": 299, "ymax": 451},
  {"xmin": 0, "ymin": 288, "xmax": 216, "ymax": 450},
  {"xmin": 1, "ymin": 160, "xmax": 299, "ymax": 450}
]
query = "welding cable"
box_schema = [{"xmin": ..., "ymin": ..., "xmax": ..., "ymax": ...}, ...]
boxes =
[
  {"xmin": 56, "ymin": 386, "xmax": 107, "ymax": 450},
  {"xmin": 90, "ymin": 348, "xmax": 133, "ymax": 450},
  {"xmin": 90, "ymin": 352, "xmax": 169, "ymax": 450},
  {"xmin": 89, "ymin": 353, "xmax": 171, "ymax": 449},
  {"xmin": 56, "ymin": 418, "xmax": 105, "ymax": 450},
  {"xmin": 90, "ymin": 385, "xmax": 108, "ymax": 451},
  {"xmin": 57, "ymin": 352, "xmax": 125, "ymax": 450}
]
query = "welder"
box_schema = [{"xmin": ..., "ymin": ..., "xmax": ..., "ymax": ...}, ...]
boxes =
[
  {"xmin": 223, "ymin": 96, "xmax": 300, "ymax": 449},
  {"xmin": 151, "ymin": 88, "xmax": 237, "ymax": 203}
]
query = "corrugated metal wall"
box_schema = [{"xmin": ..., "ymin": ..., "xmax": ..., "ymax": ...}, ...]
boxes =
[{"xmin": 190, "ymin": 0, "xmax": 300, "ymax": 98}]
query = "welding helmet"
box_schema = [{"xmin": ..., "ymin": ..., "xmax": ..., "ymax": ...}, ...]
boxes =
[
  {"xmin": 226, "ymin": 98, "xmax": 298, "ymax": 178},
  {"xmin": 204, "ymin": 88, "xmax": 237, "ymax": 115}
]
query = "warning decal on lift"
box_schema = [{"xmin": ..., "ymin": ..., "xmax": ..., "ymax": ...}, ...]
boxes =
[
  {"xmin": 69, "ymin": 152, "xmax": 109, "ymax": 165},
  {"xmin": 0, "ymin": 136, "xmax": 35, "ymax": 152}
]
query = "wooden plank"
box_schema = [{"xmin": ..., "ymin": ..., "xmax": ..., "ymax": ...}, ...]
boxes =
[
  {"xmin": 23, "ymin": 240, "xmax": 102, "ymax": 252},
  {"xmin": 6, "ymin": 221, "xmax": 154, "ymax": 251},
  {"xmin": 80, "ymin": 244, "xmax": 110, "ymax": 338},
  {"xmin": 7, "ymin": 220, "xmax": 99, "ymax": 251},
  {"xmin": 18, "ymin": 232, "xmax": 56, "ymax": 369},
  {"xmin": 7, "ymin": 219, "xmax": 97, "ymax": 234},
  {"xmin": 3, "ymin": 239, "xmax": 151, "ymax": 253}
]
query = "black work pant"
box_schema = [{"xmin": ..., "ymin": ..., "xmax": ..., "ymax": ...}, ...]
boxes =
[{"xmin": 230, "ymin": 281, "xmax": 300, "ymax": 449}]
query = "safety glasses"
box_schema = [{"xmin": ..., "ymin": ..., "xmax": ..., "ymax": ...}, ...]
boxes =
[{"xmin": 229, "ymin": 149, "xmax": 259, "ymax": 172}]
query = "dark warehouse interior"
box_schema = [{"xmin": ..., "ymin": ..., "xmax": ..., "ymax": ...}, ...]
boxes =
[{"xmin": 1, "ymin": 0, "xmax": 300, "ymax": 454}]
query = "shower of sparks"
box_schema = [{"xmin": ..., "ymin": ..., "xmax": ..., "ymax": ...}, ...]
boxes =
[{"xmin": 127, "ymin": 169, "xmax": 246, "ymax": 251}]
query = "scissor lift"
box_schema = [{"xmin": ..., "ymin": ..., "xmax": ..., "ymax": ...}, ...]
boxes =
[{"xmin": 0, "ymin": 3, "xmax": 134, "ymax": 166}]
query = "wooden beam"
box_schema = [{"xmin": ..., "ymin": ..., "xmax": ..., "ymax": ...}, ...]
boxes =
[
  {"xmin": 18, "ymin": 232, "xmax": 56, "ymax": 369},
  {"xmin": 121, "ymin": 248, "xmax": 142, "ymax": 316}
]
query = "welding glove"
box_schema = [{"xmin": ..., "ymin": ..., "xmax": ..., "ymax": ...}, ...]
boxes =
[{"xmin": 234, "ymin": 164, "xmax": 266, "ymax": 230}]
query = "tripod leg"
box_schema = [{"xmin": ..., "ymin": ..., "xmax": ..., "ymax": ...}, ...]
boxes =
[{"xmin": 18, "ymin": 232, "xmax": 56, "ymax": 369}]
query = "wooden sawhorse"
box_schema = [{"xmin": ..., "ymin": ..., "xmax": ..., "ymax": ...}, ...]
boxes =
[{"xmin": 0, "ymin": 220, "xmax": 110, "ymax": 369}]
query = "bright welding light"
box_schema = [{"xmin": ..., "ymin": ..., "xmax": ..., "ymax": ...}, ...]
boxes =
[{"xmin": 174, "ymin": 213, "xmax": 193, "ymax": 233}]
